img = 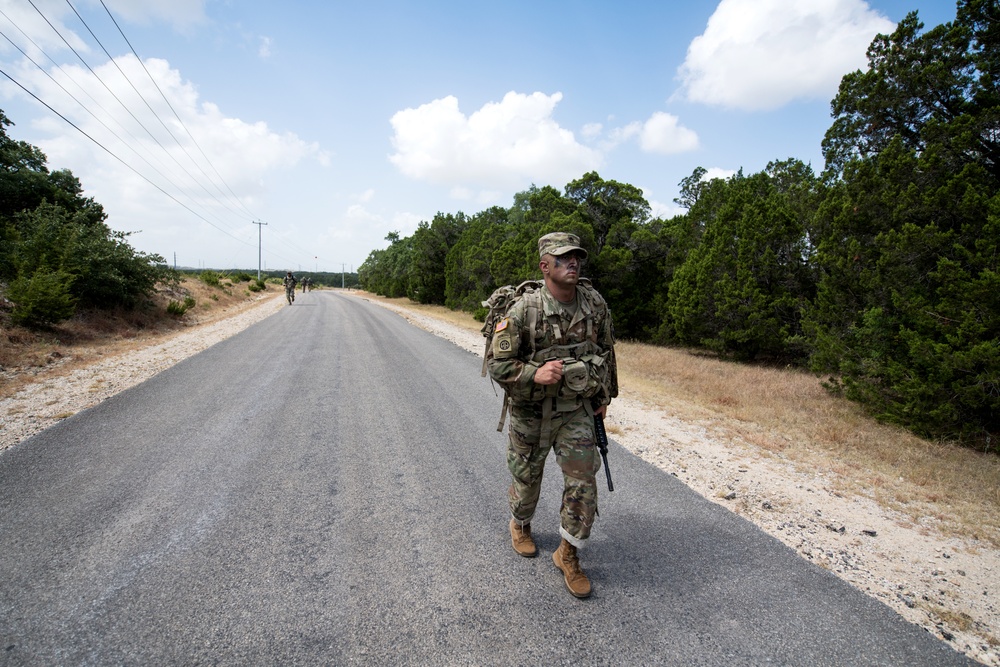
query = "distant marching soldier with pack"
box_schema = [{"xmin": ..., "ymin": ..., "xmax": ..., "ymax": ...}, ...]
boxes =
[
  {"xmin": 283, "ymin": 271, "xmax": 297, "ymax": 305},
  {"xmin": 483, "ymin": 231, "xmax": 618, "ymax": 599}
]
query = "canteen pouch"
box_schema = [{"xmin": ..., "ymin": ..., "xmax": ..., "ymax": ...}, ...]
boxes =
[{"xmin": 562, "ymin": 359, "xmax": 589, "ymax": 393}]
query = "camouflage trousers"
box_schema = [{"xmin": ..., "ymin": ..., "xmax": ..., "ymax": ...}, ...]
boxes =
[{"xmin": 507, "ymin": 401, "xmax": 600, "ymax": 545}]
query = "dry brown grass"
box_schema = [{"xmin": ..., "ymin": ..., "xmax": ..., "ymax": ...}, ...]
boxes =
[
  {"xmin": 922, "ymin": 604, "xmax": 977, "ymax": 633},
  {"xmin": 0, "ymin": 276, "xmax": 271, "ymax": 401},
  {"xmin": 616, "ymin": 340, "xmax": 1000, "ymax": 547},
  {"xmin": 361, "ymin": 293, "xmax": 1000, "ymax": 547}
]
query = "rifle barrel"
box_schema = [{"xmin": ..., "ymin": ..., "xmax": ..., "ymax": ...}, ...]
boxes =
[{"xmin": 594, "ymin": 414, "xmax": 614, "ymax": 492}]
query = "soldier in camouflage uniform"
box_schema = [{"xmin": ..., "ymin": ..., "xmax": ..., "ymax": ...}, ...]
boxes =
[
  {"xmin": 486, "ymin": 232, "xmax": 618, "ymax": 599},
  {"xmin": 283, "ymin": 271, "xmax": 297, "ymax": 304}
]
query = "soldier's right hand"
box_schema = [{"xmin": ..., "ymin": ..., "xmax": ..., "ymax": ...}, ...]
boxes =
[{"xmin": 534, "ymin": 360, "xmax": 564, "ymax": 385}]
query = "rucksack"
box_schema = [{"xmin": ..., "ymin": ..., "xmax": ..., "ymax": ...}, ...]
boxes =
[
  {"xmin": 479, "ymin": 280, "xmax": 543, "ymax": 431},
  {"xmin": 479, "ymin": 280, "xmax": 543, "ymax": 378}
]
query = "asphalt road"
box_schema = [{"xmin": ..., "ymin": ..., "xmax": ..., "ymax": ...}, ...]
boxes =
[{"xmin": 0, "ymin": 291, "xmax": 976, "ymax": 666}]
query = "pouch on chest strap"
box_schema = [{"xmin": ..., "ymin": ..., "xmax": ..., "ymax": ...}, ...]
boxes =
[{"xmin": 562, "ymin": 359, "xmax": 589, "ymax": 393}]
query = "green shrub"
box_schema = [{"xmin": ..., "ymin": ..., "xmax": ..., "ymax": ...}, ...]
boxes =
[
  {"xmin": 247, "ymin": 280, "xmax": 263, "ymax": 292},
  {"xmin": 199, "ymin": 270, "xmax": 220, "ymax": 287},
  {"xmin": 8, "ymin": 202, "xmax": 170, "ymax": 309},
  {"xmin": 8, "ymin": 269, "xmax": 77, "ymax": 327},
  {"xmin": 233, "ymin": 272, "xmax": 252, "ymax": 283},
  {"xmin": 167, "ymin": 295, "xmax": 196, "ymax": 317}
]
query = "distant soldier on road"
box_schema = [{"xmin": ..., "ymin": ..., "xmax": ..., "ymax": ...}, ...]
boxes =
[
  {"xmin": 283, "ymin": 271, "xmax": 297, "ymax": 305},
  {"xmin": 486, "ymin": 232, "xmax": 618, "ymax": 599}
]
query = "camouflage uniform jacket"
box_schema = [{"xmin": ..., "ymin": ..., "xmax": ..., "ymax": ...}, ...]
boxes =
[
  {"xmin": 283, "ymin": 275, "xmax": 297, "ymax": 290},
  {"xmin": 487, "ymin": 281, "xmax": 618, "ymax": 412}
]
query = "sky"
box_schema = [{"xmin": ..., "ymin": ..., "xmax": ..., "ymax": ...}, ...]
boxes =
[{"xmin": 0, "ymin": 0, "xmax": 959, "ymax": 274}]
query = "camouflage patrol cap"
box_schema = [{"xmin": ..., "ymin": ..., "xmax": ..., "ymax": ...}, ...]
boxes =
[{"xmin": 538, "ymin": 232, "xmax": 588, "ymax": 259}]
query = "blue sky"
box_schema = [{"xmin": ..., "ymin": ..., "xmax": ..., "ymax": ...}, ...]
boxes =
[{"xmin": 0, "ymin": 0, "xmax": 958, "ymax": 274}]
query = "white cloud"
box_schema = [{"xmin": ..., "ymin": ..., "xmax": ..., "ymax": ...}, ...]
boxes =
[
  {"xmin": 599, "ymin": 112, "xmax": 698, "ymax": 155},
  {"xmin": 678, "ymin": 0, "xmax": 894, "ymax": 110},
  {"xmin": 0, "ymin": 0, "xmax": 88, "ymax": 58},
  {"xmin": 644, "ymin": 169, "xmax": 735, "ymax": 220},
  {"xmin": 390, "ymin": 211, "xmax": 422, "ymax": 236},
  {"xmin": 448, "ymin": 187, "xmax": 502, "ymax": 205},
  {"xmin": 649, "ymin": 198, "xmax": 686, "ymax": 220},
  {"xmin": 331, "ymin": 204, "xmax": 422, "ymax": 248},
  {"xmin": 102, "ymin": 0, "xmax": 208, "ymax": 29},
  {"xmin": 388, "ymin": 91, "xmax": 601, "ymax": 197},
  {"xmin": 703, "ymin": 167, "xmax": 738, "ymax": 181},
  {"xmin": 8, "ymin": 53, "xmax": 324, "ymax": 253},
  {"xmin": 355, "ymin": 188, "xmax": 376, "ymax": 203},
  {"xmin": 638, "ymin": 112, "xmax": 699, "ymax": 154},
  {"xmin": 345, "ymin": 204, "xmax": 380, "ymax": 222},
  {"xmin": 606, "ymin": 121, "xmax": 640, "ymax": 147},
  {"xmin": 0, "ymin": 1, "xmax": 204, "ymax": 70},
  {"xmin": 258, "ymin": 36, "xmax": 272, "ymax": 59}
]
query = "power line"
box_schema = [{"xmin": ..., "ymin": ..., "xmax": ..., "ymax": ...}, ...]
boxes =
[
  {"xmin": 0, "ymin": 7, "xmax": 169, "ymax": 176},
  {"xmin": 1, "ymin": 4, "xmax": 331, "ymax": 271},
  {"xmin": 65, "ymin": 0, "xmax": 257, "ymax": 223},
  {"xmin": 97, "ymin": 0, "xmax": 257, "ymax": 221},
  {"xmin": 0, "ymin": 65, "xmax": 253, "ymax": 248},
  {"xmin": 0, "ymin": 24, "xmax": 241, "ymax": 236},
  {"xmin": 26, "ymin": 0, "xmax": 172, "ymax": 164},
  {"xmin": 26, "ymin": 0, "xmax": 250, "ymax": 236}
]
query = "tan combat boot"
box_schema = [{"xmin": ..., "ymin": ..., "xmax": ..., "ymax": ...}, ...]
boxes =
[
  {"xmin": 509, "ymin": 519, "xmax": 537, "ymax": 558},
  {"xmin": 552, "ymin": 538, "xmax": 591, "ymax": 598}
]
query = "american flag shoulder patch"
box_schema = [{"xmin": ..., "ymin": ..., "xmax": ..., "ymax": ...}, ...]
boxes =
[{"xmin": 495, "ymin": 318, "xmax": 509, "ymax": 333}]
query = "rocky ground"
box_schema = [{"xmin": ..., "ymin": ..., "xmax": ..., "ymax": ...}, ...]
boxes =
[{"xmin": 1, "ymin": 291, "xmax": 996, "ymax": 666}]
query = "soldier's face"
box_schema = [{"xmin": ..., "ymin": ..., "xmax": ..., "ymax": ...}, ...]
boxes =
[
  {"xmin": 553, "ymin": 252, "xmax": 584, "ymax": 271},
  {"xmin": 543, "ymin": 252, "xmax": 583, "ymax": 287}
]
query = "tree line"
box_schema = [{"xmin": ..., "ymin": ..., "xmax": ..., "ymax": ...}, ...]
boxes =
[
  {"xmin": 0, "ymin": 110, "xmax": 172, "ymax": 326},
  {"xmin": 359, "ymin": 2, "xmax": 998, "ymax": 451}
]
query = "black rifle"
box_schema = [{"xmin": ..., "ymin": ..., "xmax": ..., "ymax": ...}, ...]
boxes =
[{"xmin": 594, "ymin": 414, "xmax": 614, "ymax": 492}]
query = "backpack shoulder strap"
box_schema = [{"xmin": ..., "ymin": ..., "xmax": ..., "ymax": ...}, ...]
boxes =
[{"xmin": 522, "ymin": 283, "xmax": 543, "ymax": 355}]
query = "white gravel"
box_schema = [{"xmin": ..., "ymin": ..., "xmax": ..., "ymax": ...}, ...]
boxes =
[{"xmin": 2, "ymin": 290, "xmax": 996, "ymax": 666}]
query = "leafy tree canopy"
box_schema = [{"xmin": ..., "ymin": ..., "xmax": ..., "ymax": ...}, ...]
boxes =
[
  {"xmin": 1, "ymin": 108, "xmax": 172, "ymax": 323},
  {"xmin": 823, "ymin": 0, "xmax": 999, "ymax": 181}
]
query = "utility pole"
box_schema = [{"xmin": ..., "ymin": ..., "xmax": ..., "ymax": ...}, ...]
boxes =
[
  {"xmin": 341, "ymin": 263, "xmax": 345, "ymax": 289},
  {"xmin": 252, "ymin": 220, "xmax": 267, "ymax": 280}
]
